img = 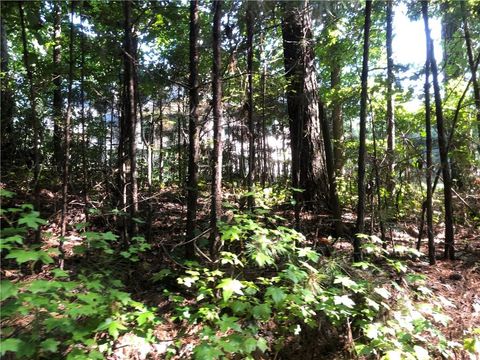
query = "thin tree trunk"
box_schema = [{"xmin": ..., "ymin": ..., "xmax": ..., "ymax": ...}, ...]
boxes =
[
  {"xmin": 461, "ymin": 1, "xmax": 480, "ymax": 155},
  {"xmin": 0, "ymin": 14, "xmax": 15, "ymax": 168},
  {"xmin": 52, "ymin": 1, "xmax": 63, "ymax": 170},
  {"xmin": 354, "ymin": 0, "xmax": 372, "ymax": 262},
  {"xmin": 246, "ymin": 1, "xmax": 255, "ymax": 210},
  {"xmin": 124, "ymin": 0, "xmax": 139, "ymax": 237},
  {"xmin": 59, "ymin": 1, "xmax": 75, "ymax": 269},
  {"xmin": 422, "ymin": 35, "xmax": 435, "ymax": 265},
  {"xmin": 185, "ymin": 0, "xmax": 200, "ymax": 259},
  {"xmin": 210, "ymin": 0, "xmax": 223, "ymax": 259},
  {"xmin": 19, "ymin": 2, "xmax": 41, "ymax": 240},
  {"xmin": 159, "ymin": 98, "xmax": 164, "ymax": 184},
  {"xmin": 386, "ymin": 0, "xmax": 395, "ymax": 198},
  {"xmin": 331, "ymin": 63, "xmax": 343, "ymax": 176},
  {"xmin": 80, "ymin": 3, "xmax": 88, "ymax": 224},
  {"xmin": 422, "ymin": 0, "xmax": 455, "ymax": 261}
]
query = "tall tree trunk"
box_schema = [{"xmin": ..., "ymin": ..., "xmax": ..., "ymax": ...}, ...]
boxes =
[
  {"xmin": 461, "ymin": 1, "xmax": 480, "ymax": 155},
  {"xmin": 124, "ymin": 0, "xmax": 139, "ymax": 237},
  {"xmin": 0, "ymin": 13, "xmax": 14, "ymax": 168},
  {"xmin": 422, "ymin": 33, "xmax": 435, "ymax": 265},
  {"xmin": 19, "ymin": 2, "xmax": 41, "ymax": 223},
  {"xmin": 422, "ymin": 0, "xmax": 455, "ymax": 261},
  {"xmin": 386, "ymin": 0, "xmax": 395, "ymax": 198},
  {"xmin": 281, "ymin": 0, "xmax": 329, "ymax": 214},
  {"xmin": 354, "ymin": 0, "xmax": 372, "ymax": 262},
  {"xmin": 331, "ymin": 62, "xmax": 343, "ymax": 176},
  {"xmin": 210, "ymin": 0, "xmax": 223, "ymax": 259},
  {"xmin": 52, "ymin": 1, "xmax": 63, "ymax": 171},
  {"xmin": 60, "ymin": 1, "xmax": 75, "ymax": 269},
  {"xmin": 185, "ymin": 0, "xmax": 200, "ymax": 259},
  {"xmin": 246, "ymin": 1, "xmax": 255, "ymax": 210},
  {"xmin": 80, "ymin": 3, "xmax": 88, "ymax": 224}
]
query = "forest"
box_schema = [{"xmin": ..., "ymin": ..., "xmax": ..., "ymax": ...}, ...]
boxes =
[{"xmin": 1, "ymin": 0, "xmax": 480, "ymax": 359}]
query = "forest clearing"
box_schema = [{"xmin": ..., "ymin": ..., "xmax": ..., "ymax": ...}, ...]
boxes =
[{"xmin": 1, "ymin": 0, "xmax": 480, "ymax": 359}]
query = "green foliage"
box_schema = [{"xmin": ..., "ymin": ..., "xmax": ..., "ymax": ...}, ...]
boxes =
[{"xmin": 0, "ymin": 201, "xmax": 159, "ymax": 359}]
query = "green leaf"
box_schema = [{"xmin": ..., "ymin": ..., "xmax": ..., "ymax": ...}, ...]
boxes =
[
  {"xmin": 257, "ymin": 337, "xmax": 268, "ymax": 352},
  {"xmin": 5, "ymin": 249, "xmax": 53, "ymax": 264},
  {"xmin": 18, "ymin": 211, "xmax": 47, "ymax": 229},
  {"xmin": 0, "ymin": 189, "xmax": 15, "ymax": 198},
  {"xmin": 218, "ymin": 314, "xmax": 241, "ymax": 332},
  {"xmin": 266, "ymin": 286, "xmax": 286, "ymax": 305},
  {"xmin": 0, "ymin": 338, "xmax": 24, "ymax": 356},
  {"xmin": 217, "ymin": 278, "xmax": 244, "ymax": 302},
  {"xmin": 41, "ymin": 338, "xmax": 60, "ymax": 353},
  {"xmin": 374, "ymin": 287, "xmax": 391, "ymax": 299},
  {"xmin": 242, "ymin": 337, "xmax": 258, "ymax": 353},
  {"xmin": 0, "ymin": 280, "xmax": 18, "ymax": 301},
  {"xmin": 252, "ymin": 303, "xmax": 271, "ymax": 320},
  {"xmin": 333, "ymin": 295, "xmax": 355, "ymax": 308},
  {"xmin": 194, "ymin": 343, "xmax": 224, "ymax": 360}
]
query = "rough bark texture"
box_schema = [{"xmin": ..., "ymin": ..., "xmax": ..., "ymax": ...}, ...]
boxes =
[
  {"xmin": 210, "ymin": 0, "xmax": 223, "ymax": 259},
  {"xmin": 52, "ymin": 1, "xmax": 63, "ymax": 170},
  {"xmin": 354, "ymin": 0, "xmax": 372, "ymax": 262},
  {"xmin": 422, "ymin": 1, "xmax": 455, "ymax": 261},
  {"xmin": 185, "ymin": 0, "xmax": 200, "ymax": 259},
  {"xmin": 281, "ymin": 0, "xmax": 329, "ymax": 209},
  {"xmin": 246, "ymin": 1, "xmax": 255, "ymax": 210}
]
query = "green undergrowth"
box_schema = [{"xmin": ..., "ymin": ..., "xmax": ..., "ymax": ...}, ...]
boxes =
[{"xmin": 1, "ymin": 189, "xmax": 478, "ymax": 359}]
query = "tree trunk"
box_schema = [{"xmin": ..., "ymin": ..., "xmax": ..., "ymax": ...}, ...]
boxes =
[
  {"xmin": 52, "ymin": 1, "xmax": 63, "ymax": 171},
  {"xmin": 186, "ymin": 0, "xmax": 200, "ymax": 259},
  {"xmin": 281, "ymin": 0, "xmax": 329, "ymax": 212},
  {"xmin": 60, "ymin": 1, "xmax": 75, "ymax": 269},
  {"xmin": 386, "ymin": 0, "xmax": 395, "ymax": 197},
  {"xmin": 210, "ymin": 0, "xmax": 223, "ymax": 259},
  {"xmin": 159, "ymin": 98, "xmax": 164, "ymax": 184},
  {"xmin": 19, "ymin": 2, "xmax": 41, "ymax": 218},
  {"xmin": 246, "ymin": 1, "xmax": 255, "ymax": 210},
  {"xmin": 422, "ymin": 30, "xmax": 435, "ymax": 265},
  {"xmin": 354, "ymin": 0, "xmax": 372, "ymax": 262},
  {"xmin": 0, "ymin": 13, "xmax": 14, "ymax": 168},
  {"xmin": 422, "ymin": 0, "xmax": 455, "ymax": 261},
  {"xmin": 331, "ymin": 62, "xmax": 343, "ymax": 176},
  {"xmin": 80, "ymin": 3, "xmax": 89, "ymax": 224},
  {"xmin": 124, "ymin": 0, "xmax": 139, "ymax": 237},
  {"xmin": 461, "ymin": 1, "xmax": 480, "ymax": 155}
]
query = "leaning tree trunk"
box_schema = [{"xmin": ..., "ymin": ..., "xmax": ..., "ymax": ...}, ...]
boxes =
[
  {"xmin": 422, "ymin": 0, "xmax": 455, "ymax": 261},
  {"xmin": 210, "ymin": 0, "xmax": 223, "ymax": 259},
  {"xmin": 185, "ymin": 0, "xmax": 201, "ymax": 259},
  {"xmin": 281, "ymin": 0, "xmax": 329, "ymax": 215},
  {"xmin": 461, "ymin": 1, "xmax": 480, "ymax": 155},
  {"xmin": 354, "ymin": 0, "xmax": 372, "ymax": 262},
  {"xmin": 246, "ymin": 1, "xmax": 255, "ymax": 210}
]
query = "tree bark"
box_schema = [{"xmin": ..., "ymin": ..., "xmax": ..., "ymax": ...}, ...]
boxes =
[
  {"xmin": 461, "ymin": 1, "xmax": 480, "ymax": 155},
  {"xmin": 354, "ymin": 0, "xmax": 372, "ymax": 262},
  {"xmin": 422, "ymin": 0, "xmax": 455, "ymax": 261},
  {"xmin": 52, "ymin": 1, "xmax": 63, "ymax": 171},
  {"xmin": 60, "ymin": 1, "xmax": 75, "ymax": 269},
  {"xmin": 281, "ymin": 0, "xmax": 329, "ymax": 213},
  {"xmin": 0, "ymin": 13, "xmax": 14, "ymax": 168},
  {"xmin": 246, "ymin": 1, "xmax": 255, "ymax": 210},
  {"xmin": 80, "ymin": 3, "xmax": 89, "ymax": 224},
  {"xmin": 124, "ymin": 0, "xmax": 139, "ymax": 237},
  {"xmin": 185, "ymin": 0, "xmax": 200, "ymax": 259},
  {"xmin": 386, "ymin": 0, "xmax": 395, "ymax": 197},
  {"xmin": 210, "ymin": 0, "xmax": 223, "ymax": 259}
]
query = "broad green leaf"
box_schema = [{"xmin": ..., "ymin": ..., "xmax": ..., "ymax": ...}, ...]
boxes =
[
  {"xmin": 0, "ymin": 189, "xmax": 15, "ymax": 198},
  {"xmin": 242, "ymin": 337, "xmax": 258, "ymax": 353},
  {"xmin": 257, "ymin": 337, "xmax": 268, "ymax": 352},
  {"xmin": 333, "ymin": 295, "xmax": 355, "ymax": 308},
  {"xmin": 374, "ymin": 287, "xmax": 391, "ymax": 299},
  {"xmin": 5, "ymin": 249, "xmax": 53, "ymax": 264},
  {"xmin": 41, "ymin": 338, "xmax": 60, "ymax": 353},
  {"xmin": 217, "ymin": 278, "xmax": 244, "ymax": 302},
  {"xmin": 252, "ymin": 303, "xmax": 271, "ymax": 320},
  {"xmin": 0, "ymin": 338, "xmax": 24, "ymax": 356},
  {"xmin": 0, "ymin": 280, "xmax": 18, "ymax": 301},
  {"xmin": 266, "ymin": 286, "xmax": 286, "ymax": 305},
  {"xmin": 194, "ymin": 343, "xmax": 224, "ymax": 360},
  {"xmin": 18, "ymin": 211, "xmax": 47, "ymax": 229}
]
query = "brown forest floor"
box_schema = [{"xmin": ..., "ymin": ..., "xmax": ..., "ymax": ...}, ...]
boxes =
[{"xmin": 3, "ymin": 185, "xmax": 480, "ymax": 359}]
